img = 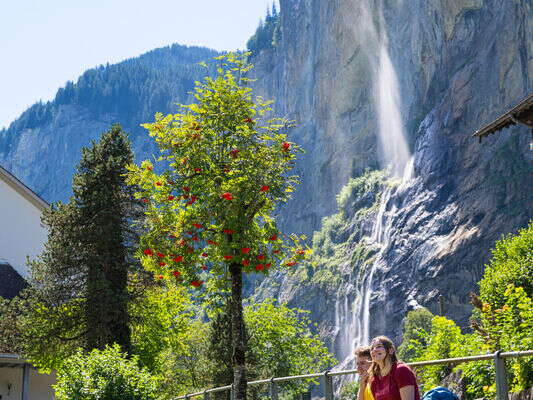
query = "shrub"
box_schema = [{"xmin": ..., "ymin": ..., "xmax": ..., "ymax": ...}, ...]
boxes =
[
  {"xmin": 397, "ymin": 307, "xmax": 434, "ymax": 361},
  {"xmin": 54, "ymin": 345, "xmax": 158, "ymax": 400},
  {"xmin": 478, "ymin": 221, "xmax": 532, "ymax": 309},
  {"xmin": 413, "ymin": 316, "xmax": 464, "ymax": 390}
]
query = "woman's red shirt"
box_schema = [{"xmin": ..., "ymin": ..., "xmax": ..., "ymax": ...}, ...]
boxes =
[{"xmin": 370, "ymin": 362, "xmax": 420, "ymax": 400}]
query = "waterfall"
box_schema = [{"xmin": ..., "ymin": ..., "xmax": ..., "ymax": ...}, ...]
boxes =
[
  {"xmin": 333, "ymin": 0, "xmax": 414, "ymax": 372},
  {"xmin": 375, "ymin": 44, "xmax": 411, "ymax": 177},
  {"xmin": 333, "ymin": 160, "xmax": 414, "ymax": 379}
]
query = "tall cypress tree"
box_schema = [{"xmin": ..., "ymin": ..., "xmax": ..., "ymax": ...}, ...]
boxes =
[
  {"xmin": 24, "ymin": 124, "xmax": 139, "ymax": 367},
  {"xmin": 72, "ymin": 124, "xmax": 136, "ymax": 352}
]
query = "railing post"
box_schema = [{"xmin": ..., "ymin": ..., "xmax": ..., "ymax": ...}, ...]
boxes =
[
  {"xmin": 269, "ymin": 378, "xmax": 279, "ymax": 400},
  {"xmin": 21, "ymin": 363, "xmax": 30, "ymax": 400},
  {"xmin": 230, "ymin": 384, "xmax": 235, "ymax": 400},
  {"xmin": 204, "ymin": 390, "xmax": 209, "ymax": 400},
  {"xmin": 323, "ymin": 370, "xmax": 333, "ymax": 400},
  {"xmin": 494, "ymin": 350, "xmax": 509, "ymax": 400}
]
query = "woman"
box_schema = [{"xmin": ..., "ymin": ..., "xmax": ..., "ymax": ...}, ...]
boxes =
[
  {"xmin": 368, "ymin": 336, "xmax": 420, "ymax": 400},
  {"xmin": 354, "ymin": 346, "xmax": 374, "ymax": 400}
]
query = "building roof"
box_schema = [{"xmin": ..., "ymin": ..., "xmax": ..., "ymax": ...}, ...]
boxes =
[
  {"xmin": 473, "ymin": 93, "xmax": 533, "ymax": 140},
  {"xmin": 0, "ymin": 164, "xmax": 49, "ymax": 211},
  {"xmin": 0, "ymin": 261, "xmax": 28, "ymax": 299}
]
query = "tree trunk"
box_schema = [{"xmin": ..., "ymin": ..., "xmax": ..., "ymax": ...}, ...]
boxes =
[{"xmin": 229, "ymin": 262, "xmax": 247, "ymax": 400}]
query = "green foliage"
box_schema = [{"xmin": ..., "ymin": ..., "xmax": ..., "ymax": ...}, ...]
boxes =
[
  {"xmin": 54, "ymin": 345, "xmax": 158, "ymax": 400},
  {"xmin": 408, "ymin": 316, "xmax": 493, "ymax": 398},
  {"xmin": 309, "ymin": 170, "xmax": 388, "ymax": 291},
  {"xmin": 411, "ymin": 316, "xmax": 463, "ymax": 388},
  {"xmin": 339, "ymin": 381, "xmax": 360, "ymax": 400},
  {"xmin": 0, "ymin": 125, "xmax": 142, "ymax": 371},
  {"xmin": 127, "ymin": 51, "xmax": 307, "ymax": 291},
  {"xmin": 244, "ymin": 299, "xmax": 335, "ymax": 385},
  {"xmin": 155, "ymin": 320, "xmax": 212, "ymax": 397},
  {"xmin": 152, "ymin": 299, "xmax": 335, "ymax": 398},
  {"xmin": 335, "ymin": 169, "xmax": 388, "ymax": 214},
  {"xmin": 0, "ymin": 289, "xmax": 39, "ymax": 354},
  {"xmin": 478, "ymin": 221, "xmax": 532, "ymax": 309},
  {"xmin": 129, "ymin": 284, "xmax": 214, "ymax": 397},
  {"xmin": 205, "ymin": 306, "xmax": 234, "ymax": 400},
  {"xmin": 247, "ymin": 4, "xmax": 281, "ymax": 55},
  {"xmin": 130, "ymin": 285, "xmax": 194, "ymax": 372},
  {"xmin": 127, "ymin": 52, "xmax": 307, "ymax": 400},
  {"xmin": 73, "ymin": 124, "xmax": 139, "ymax": 352},
  {"xmin": 404, "ymin": 222, "xmax": 533, "ymax": 399},
  {"xmin": 397, "ymin": 307, "xmax": 434, "ymax": 361},
  {"xmin": 474, "ymin": 285, "xmax": 533, "ymax": 393}
]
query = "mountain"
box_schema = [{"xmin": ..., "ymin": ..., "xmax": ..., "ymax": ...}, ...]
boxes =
[
  {"xmin": 250, "ymin": 0, "xmax": 533, "ymax": 364},
  {"xmin": 0, "ymin": 44, "xmax": 219, "ymax": 202},
  {"xmin": 1, "ymin": 0, "xmax": 532, "ymax": 366}
]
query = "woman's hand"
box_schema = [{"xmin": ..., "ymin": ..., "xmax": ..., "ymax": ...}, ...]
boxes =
[
  {"xmin": 357, "ymin": 370, "xmax": 369, "ymax": 400},
  {"xmin": 359, "ymin": 369, "xmax": 369, "ymax": 385}
]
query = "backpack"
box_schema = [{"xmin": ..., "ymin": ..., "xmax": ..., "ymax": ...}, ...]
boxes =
[{"xmin": 422, "ymin": 386, "xmax": 459, "ymax": 400}]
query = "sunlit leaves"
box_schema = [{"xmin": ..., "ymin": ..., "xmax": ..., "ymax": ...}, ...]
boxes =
[{"xmin": 127, "ymin": 52, "xmax": 310, "ymax": 291}]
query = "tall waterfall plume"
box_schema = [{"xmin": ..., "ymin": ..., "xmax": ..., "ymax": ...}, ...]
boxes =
[{"xmin": 333, "ymin": 0, "xmax": 414, "ymax": 370}]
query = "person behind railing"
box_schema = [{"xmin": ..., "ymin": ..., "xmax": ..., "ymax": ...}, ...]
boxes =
[
  {"xmin": 355, "ymin": 345, "xmax": 375, "ymax": 400},
  {"xmin": 368, "ymin": 336, "xmax": 420, "ymax": 400}
]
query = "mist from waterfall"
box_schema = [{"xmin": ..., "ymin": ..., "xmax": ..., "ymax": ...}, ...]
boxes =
[{"xmin": 333, "ymin": 0, "xmax": 414, "ymax": 371}]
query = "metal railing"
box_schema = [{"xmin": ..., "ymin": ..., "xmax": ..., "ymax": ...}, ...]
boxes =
[{"xmin": 173, "ymin": 350, "xmax": 533, "ymax": 400}]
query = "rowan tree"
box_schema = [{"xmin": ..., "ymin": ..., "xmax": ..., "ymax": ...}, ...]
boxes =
[{"xmin": 126, "ymin": 53, "xmax": 308, "ymax": 400}]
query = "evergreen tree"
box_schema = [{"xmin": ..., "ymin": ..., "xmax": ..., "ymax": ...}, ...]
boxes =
[
  {"xmin": 247, "ymin": 4, "xmax": 281, "ymax": 55},
  {"xmin": 207, "ymin": 304, "xmax": 234, "ymax": 400},
  {"xmin": 72, "ymin": 124, "xmax": 138, "ymax": 352},
  {"xmin": 19, "ymin": 124, "xmax": 140, "ymax": 368}
]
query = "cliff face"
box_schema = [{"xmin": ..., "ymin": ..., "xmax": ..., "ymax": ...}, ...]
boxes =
[{"xmin": 251, "ymin": 0, "xmax": 533, "ymax": 361}]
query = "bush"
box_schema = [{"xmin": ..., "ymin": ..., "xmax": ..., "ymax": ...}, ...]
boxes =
[
  {"xmin": 412, "ymin": 316, "xmax": 464, "ymax": 389},
  {"xmin": 54, "ymin": 345, "xmax": 158, "ymax": 400},
  {"xmin": 397, "ymin": 307, "xmax": 434, "ymax": 361},
  {"xmin": 478, "ymin": 221, "xmax": 532, "ymax": 309},
  {"xmin": 339, "ymin": 381, "xmax": 359, "ymax": 400},
  {"xmin": 244, "ymin": 299, "xmax": 336, "ymax": 383}
]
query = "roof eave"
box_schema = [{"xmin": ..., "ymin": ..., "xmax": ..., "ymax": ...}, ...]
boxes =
[
  {"xmin": 473, "ymin": 93, "xmax": 533, "ymax": 140},
  {"xmin": 0, "ymin": 165, "xmax": 49, "ymax": 211}
]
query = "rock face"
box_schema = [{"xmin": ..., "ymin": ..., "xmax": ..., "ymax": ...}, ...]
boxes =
[
  {"xmin": 250, "ymin": 0, "xmax": 533, "ymax": 362},
  {"xmin": 0, "ymin": 0, "xmax": 531, "ymax": 366}
]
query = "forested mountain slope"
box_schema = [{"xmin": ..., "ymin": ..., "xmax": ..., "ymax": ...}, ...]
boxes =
[{"xmin": 0, "ymin": 44, "xmax": 218, "ymax": 202}]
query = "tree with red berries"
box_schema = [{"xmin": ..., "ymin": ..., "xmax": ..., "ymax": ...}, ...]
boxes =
[{"xmin": 127, "ymin": 53, "xmax": 308, "ymax": 400}]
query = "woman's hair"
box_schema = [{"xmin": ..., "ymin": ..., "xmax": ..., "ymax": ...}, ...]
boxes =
[
  {"xmin": 369, "ymin": 336, "xmax": 398, "ymax": 378},
  {"xmin": 354, "ymin": 345, "xmax": 371, "ymax": 359}
]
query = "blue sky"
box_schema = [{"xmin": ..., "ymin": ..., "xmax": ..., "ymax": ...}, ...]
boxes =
[{"xmin": 0, "ymin": 0, "xmax": 276, "ymax": 129}]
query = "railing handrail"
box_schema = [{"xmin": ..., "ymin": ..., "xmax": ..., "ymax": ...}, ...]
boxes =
[{"xmin": 172, "ymin": 349, "xmax": 533, "ymax": 400}]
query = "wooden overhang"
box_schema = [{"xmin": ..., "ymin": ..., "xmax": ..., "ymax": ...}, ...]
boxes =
[{"xmin": 473, "ymin": 93, "xmax": 533, "ymax": 141}]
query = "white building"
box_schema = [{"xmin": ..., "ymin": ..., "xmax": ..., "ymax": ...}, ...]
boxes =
[
  {"xmin": 0, "ymin": 165, "xmax": 48, "ymax": 279},
  {"xmin": 0, "ymin": 165, "xmax": 55, "ymax": 400},
  {"xmin": 0, "ymin": 355, "xmax": 55, "ymax": 400}
]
